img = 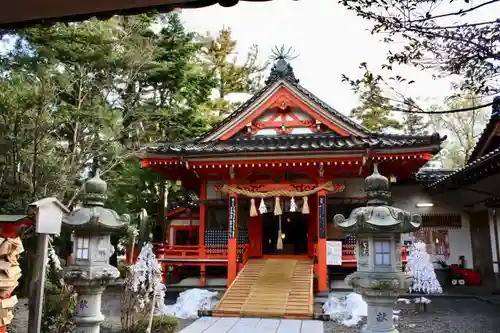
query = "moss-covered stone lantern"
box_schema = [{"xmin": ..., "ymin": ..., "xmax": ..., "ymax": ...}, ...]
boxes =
[
  {"xmin": 63, "ymin": 170, "xmax": 130, "ymax": 333},
  {"xmin": 333, "ymin": 164, "xmax": 421, "ymax": 333}
]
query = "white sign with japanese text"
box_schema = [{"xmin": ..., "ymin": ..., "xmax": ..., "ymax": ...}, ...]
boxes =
[{"xmin": 326, "ymin": 241, "xmax": 343, "ymax": 266}]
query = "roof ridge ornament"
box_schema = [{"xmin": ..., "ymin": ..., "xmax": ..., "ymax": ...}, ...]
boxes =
[
  {"xmin": 82, "ymin": 168, "xmax": 108, "ymax": 207},
  {"xmin": 265, "ymin": 45, "xmax": 299, "ymax": 85},
  {"xmin": 365, "ymin": 163, "xmax": 391, "ymax": 206}
]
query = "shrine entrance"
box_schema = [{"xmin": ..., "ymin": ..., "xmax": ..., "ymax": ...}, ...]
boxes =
[{"xmin": 261, "ymin": 212, "xmax": 308, "ymax": 255}]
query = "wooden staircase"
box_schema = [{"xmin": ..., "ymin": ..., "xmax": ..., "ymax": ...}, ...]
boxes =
[{"xmin": 212, "ymin": 258, "xmax": 313, "ymax": 319}]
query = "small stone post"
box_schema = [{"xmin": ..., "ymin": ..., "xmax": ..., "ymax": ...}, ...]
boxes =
[
  {"xmin": 63, "ymin": 170, "xmax": 129, "ymax": 333},
  {"xmin": 333, "ymin": 164, "xmax": 422, "ymax": 333}
]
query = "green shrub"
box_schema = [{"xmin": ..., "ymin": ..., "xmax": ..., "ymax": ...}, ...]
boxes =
[
  {"xmin": 132, "ymin": 315, "xmax": 179, "ymax": 333},
  {"xmin": 42, "ymin": 280, "xmax": 76, "ymax": 333}
]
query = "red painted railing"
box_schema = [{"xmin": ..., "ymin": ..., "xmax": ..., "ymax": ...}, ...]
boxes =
[
  {"xmin": 153, "ymin": 243, "xmax": 407, "ymax": 266},
  {"xmin": 154, "ymin": 243, "xmax": 249, "ymax": 260}
]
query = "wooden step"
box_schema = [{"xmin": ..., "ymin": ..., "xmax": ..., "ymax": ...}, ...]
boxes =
[{"xmin": 213, "ymin": 258, "xmax": 313, "ymax": 319}]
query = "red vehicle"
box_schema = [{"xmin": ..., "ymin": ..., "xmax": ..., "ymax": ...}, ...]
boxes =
[
  {"xmin": 448, "ymin": 264, "xmax": 481, "ymax": 286},
  {"xmin": 436, "ymin": 260, "xmax": 481, "ymax": 286}
]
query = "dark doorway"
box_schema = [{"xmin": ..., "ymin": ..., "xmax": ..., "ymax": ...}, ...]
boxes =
[
  {"xmin": 261, "ymin": 212, "xmax": 308, "ymax": 255},
  {"xmin": 469, "ymin": 211, "xmax": 495, "ymax": 286}
]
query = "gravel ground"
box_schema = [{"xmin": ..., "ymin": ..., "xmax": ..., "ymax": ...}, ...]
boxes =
[
  {"xmin": 324, "ymin": 298, "xmax": 500, "ymax": 333},
  {"xmin": 9, "ymin": 291, "xmax": 196, "ymax": 333}
]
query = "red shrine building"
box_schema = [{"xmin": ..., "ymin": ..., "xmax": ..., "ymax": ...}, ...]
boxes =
[{"xmin": 140, "ymin": 57, "xmax": 466, "ymax": 317}]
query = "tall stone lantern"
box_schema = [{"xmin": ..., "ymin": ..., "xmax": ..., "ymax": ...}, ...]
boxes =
[
  {"xmin": 63, "ymin": 170, "xmax": 130, "ymax": 333},
  {"xmin": 333, "ymin": 164, "xmax": 421, "ymax": 333}
]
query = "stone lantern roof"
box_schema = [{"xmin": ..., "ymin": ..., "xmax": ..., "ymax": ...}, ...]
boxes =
[
  {"xmin": 63, "ymin": 170, "xmax": 130, "ymax": 233},
  {"xmin": 333, "ymin": 164, "xmax": 421, "ymax": 233}
]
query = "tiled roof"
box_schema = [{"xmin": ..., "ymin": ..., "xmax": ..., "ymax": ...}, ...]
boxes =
[
  {"xmin": 197, "ymin": 59, "xmax": 371, "ymax": 141},
  {"xmin": 427, "ymin": 97, "xmax": 500, "ymax": 190},
  {"xmin": 467, "ymin": 96, "xmax": 500, "ymax": 163},
  {"xmin": 147, "ymin": 59, "xmax": 445, "ymax": 157},
  {"xmin": 148, "ymin": 132, "xmax": 444, "ymax": 155},
  {"xmin": 413, "ymin": 168, "xmax": 455, "ymax": 184},
  {"xmin": 428, "ymin": 146, "xmax": 500, "ymax": 189}
]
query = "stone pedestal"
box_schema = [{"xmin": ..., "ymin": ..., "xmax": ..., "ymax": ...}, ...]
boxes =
[
  {"xmin": 363, "ymin": 296, "xmax": 398, "ymax": 333},
  {"xmin": 73, "ymin": 285, "xmax": 106, "ymax": 333},
  {"xmin": 345, "ymin": 271, "xmax": 412, "ymax": 333}
]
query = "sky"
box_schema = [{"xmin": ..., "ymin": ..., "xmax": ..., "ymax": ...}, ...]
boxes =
[{"xmin": 180, "ymin": 0, "xmax": 460, "ymax": 115}]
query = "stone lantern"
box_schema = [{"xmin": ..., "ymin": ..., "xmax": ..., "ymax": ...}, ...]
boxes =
[
  {"xmin": 63, "ymin": 170, "xmax": 130, "ymax": 333},
  {"xmin": 333, "ymin": 164, "xmax": 421, "ymax": 333}
]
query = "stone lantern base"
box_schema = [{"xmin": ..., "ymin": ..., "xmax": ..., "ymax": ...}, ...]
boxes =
[
  {"xmin": 65, "ymin": 264, "xmax": 120, "ymax": 333},
  {"xmin": 362, "ymin": 295, "xmax": 399, "ymax": 333},
  {"xmin": 346, "ymin": 271, "xmax": 413, "ymax": 333}
]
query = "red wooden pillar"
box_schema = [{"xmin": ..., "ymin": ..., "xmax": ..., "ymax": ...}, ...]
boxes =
[
  {"xmin": 200, "ymin": 264, "xmax": 207, "ymax": 287},
  {"xmin": 316, "ymin": 190, "xmax": 328, "ymax": 293},
  {"xmin": 199, "ymin": 180, "xmax": 207, "ymax": 257},
  {"xmin": 227, "ymin": 193, "xmax": 238, "ymax": 287}
]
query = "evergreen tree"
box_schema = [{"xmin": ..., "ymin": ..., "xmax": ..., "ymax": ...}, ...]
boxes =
[
  {"xmin": 406, "ymin": 240, "xmax": 443, "ymax": 294},
  {"xmin": 350, "ymin": 66, "xmax": 402, "ymax": 133},
  {"xmin": 200, "ymin": 26, "xmax": 268, "ymax": 119},
  {"xmin": 401, "ymin": 102, "xmax": 429, "ymax": 135}
]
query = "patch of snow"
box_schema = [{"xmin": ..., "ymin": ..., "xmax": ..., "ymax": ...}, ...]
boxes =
[
  {"xmin": 414, "ymin": 297, "xmax": 431, "ymax": 304},
  {"xmin": 397, "ymin": 298, "xmax": 411, "ymax": 304},
  {"xmin": 160, "ymin": 288, "xmax": 220, "ymax": 319},
  {"xmin": 323, "ymin": 292, "xmax": 403, "ymax": 326},
  {"xmin": 323, "ymin": 292, "xmax": 367, "ymax": 326}
]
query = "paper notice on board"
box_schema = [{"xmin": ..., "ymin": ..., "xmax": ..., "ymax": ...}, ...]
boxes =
[{"xmin": 326, "ymin": 241, "xmax": 343, "ymax": 266}]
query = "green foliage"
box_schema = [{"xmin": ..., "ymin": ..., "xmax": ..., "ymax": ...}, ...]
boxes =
[
  {"xmin": 402, "ymin": 110, "xmax": 429, "ymax": 136},
  {"xmin": 0, "ymin": 11, "xmax": 218, "ymax": 220},
  {"xmin": 42, "ymin": 281, "xmax": 76, "ymax": 333},
  {"xmin": 349, "ymin": 65, "xmax": 402, "ymax": 133},
  {"xmin": 131, "ymin": 315, "xmax": 179, "ymax": 333},
  {"xmin": 429, "ymin": 93, "xmax": 489, "ymax": 168},
  {"xmin": 0, "ymin": 13, "xmax": 266, "ymax": 272},
  {"xmin": 200, "ymin": 26, "xmax": 268, "ymax": 118}
]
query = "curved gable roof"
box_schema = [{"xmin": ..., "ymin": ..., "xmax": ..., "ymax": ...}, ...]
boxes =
[{"xmin": 199, "ymin": 58, "xmax": 371, "ymax": 142}]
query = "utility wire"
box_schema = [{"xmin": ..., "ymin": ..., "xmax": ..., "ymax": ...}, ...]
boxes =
[{"xmin": 389, "ymin": 100, "xmax": 496, "ymax": 114}]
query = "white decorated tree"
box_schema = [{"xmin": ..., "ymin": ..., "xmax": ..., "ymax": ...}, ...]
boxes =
[
  {"xmin": 121, "ymin": 242, "xmax": 166, "ymax": 332},
  {"xmin": 405, "ymin": 240, "xmax": 443, "ymax": 294}
]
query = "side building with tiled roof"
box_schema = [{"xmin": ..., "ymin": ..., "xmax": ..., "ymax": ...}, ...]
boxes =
[
  {"xmin": 140, "ymin": 55, "xmax": 478, "ymax": 302},
  {"xmin": 423, "ymin": 96, "xmax": 500, "ymax": 286}
]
